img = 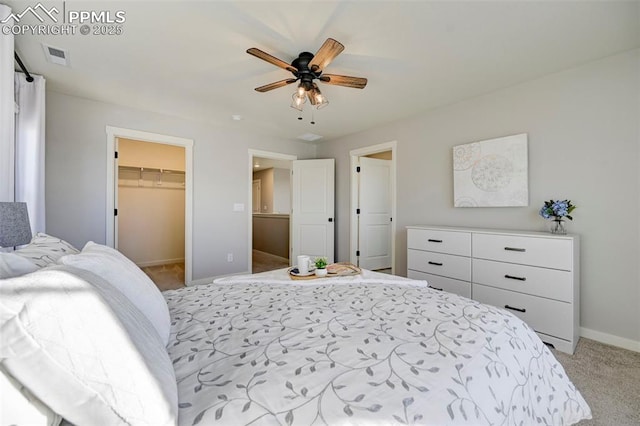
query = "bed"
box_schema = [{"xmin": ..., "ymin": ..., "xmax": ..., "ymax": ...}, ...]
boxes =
[{"xmin": 0, "ymin": 236, "xmax": 591, "ymax": 425}]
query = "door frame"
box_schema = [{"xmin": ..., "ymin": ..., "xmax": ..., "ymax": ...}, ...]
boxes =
[
  {"xmin": 349, "ymin": 141, "xmax": 397, "ymax": 273},
  {"xmin": 247, "ymin": 149, "xmax": 297, "ymax": 272},
  {"xmin": 106, "ymin": 126, "xmax": 194, "ymax": 284},
  {"xmin": 252, "ymin": 179, "xmax": 262, "ymax": 213}
]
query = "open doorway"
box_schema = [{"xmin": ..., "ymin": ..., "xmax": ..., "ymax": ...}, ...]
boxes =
[
  {"xmin": 117, "ymin": 139, "xmax": 185, "ymax": 290},
  {"xmin": 248, "ymin": 150, "xmax": 296, "ymax": 273},
  {"xmin": 350, "ymin": 141, "xmax": 397, "ymax": 274},
  {"xmin": 106, "ymin": 126, "xmax": 194, "ymax": 285}
]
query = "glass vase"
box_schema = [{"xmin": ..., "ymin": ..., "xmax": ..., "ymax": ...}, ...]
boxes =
[{"xmin": 550, "ymin": 218, "xmax": 566, "ymax": 235}]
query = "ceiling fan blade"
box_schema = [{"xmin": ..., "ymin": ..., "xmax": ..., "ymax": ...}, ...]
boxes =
[
  {"xmin": 255, "ymin": 79, "xmax": 297, "ymax": 92},
  {"xmin": 318, "ymin": 74, "xmax": 368, "ymax": 89},
  {"xmin": 247, "ymin": 48, "xmax": 297, "ymax": 73},
  {"xmin": 309, "ymin": 38, "xmax": 344, "ymax": 72}
]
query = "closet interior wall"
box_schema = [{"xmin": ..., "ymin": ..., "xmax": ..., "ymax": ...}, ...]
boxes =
[{"xmin": 117, "ymin": 138, "xmax": 185, "ymax": 267}]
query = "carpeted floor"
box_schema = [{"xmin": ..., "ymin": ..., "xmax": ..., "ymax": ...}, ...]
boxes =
[
  {"xmin": 551, "ymin": 338, "xmax": 640, "ymax": 425},
  {"xmin": 144, "ymin": 251, "xmax": 291, "ymax": 291},
  {"xmin": 142, "ymin": 262, "xmax": 185, "ymax": 291},
  {"xmin": 252, "ymin": 249, "xmax": 290, "ymax": 273}
]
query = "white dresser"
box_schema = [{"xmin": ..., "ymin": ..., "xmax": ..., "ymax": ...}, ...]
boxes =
[{"xmin": 407, "ymin": 226, "xmax": 580, "ymax": 354}]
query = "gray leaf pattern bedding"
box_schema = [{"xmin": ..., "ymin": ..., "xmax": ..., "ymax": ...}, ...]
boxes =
[{"xmin": 164, "ymin": 273, "xmax": 590, "ymax": 425}]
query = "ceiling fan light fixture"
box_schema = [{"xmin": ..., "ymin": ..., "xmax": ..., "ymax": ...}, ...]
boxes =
[
  {"xmin": 311, "ymin": 84, "xmax": 329, "ymax": 109},
  {"xmin": 316, "ymin": 97, "xmax": 329, "ymax": 109},
  {"xmin": 315, "ymin": 91, "xmax": 328, "ymax": 109},
  {"xmin": 248, "ymin": 38, "xmax": 365, "ymax": 117},
  {"xmin": 301, "ymin": 80, "xmax": 313, "ymax": 91},
  {"xmin": 291, "ymin": 92, "xmax": 306, "ymax": 111}
]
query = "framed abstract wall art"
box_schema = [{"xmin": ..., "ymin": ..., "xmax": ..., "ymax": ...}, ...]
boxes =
[{"xmin": 453, "ymin": 133, "xmax": 528, "ymax": 207}]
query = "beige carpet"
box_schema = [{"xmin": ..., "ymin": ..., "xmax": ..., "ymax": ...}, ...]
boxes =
[
  {"xmin": 142, "ymin": 262, "xmax": 185, "ymax": 291},
  {"xmin": 552, "ymin": 338, "xmax": 640, "ymax": 425},
  {"xmin": 252, "ymin": 249, "xmax": 289, "ymax": 273},
  {"xmin": 143, "ymin": 251, "xmax": 291, "ymax": 291}
]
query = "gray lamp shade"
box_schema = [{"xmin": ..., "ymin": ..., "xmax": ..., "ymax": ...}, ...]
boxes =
[{"xmin": 0, "ymin": 202, "xmax": 32, "ymax": 247}]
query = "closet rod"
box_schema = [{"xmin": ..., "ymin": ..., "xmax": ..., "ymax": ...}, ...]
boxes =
[
  {"xmin": 14, "ymin": 53, "xmax": 34, "ymax": 82},
  {"xmin": 119, "ymin": 165, "xmax": 184, "ymax": 175}
]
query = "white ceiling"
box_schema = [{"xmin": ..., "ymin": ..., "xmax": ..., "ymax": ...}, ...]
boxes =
[{"xmin": 5, "ymin": 1, "xmax": 639, "ymax": 143}]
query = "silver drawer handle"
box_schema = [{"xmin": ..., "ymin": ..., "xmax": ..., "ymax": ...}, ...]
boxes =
[
  {"xmin": 505, "ymin": 305, "xmax": 526, "ymax": 313},
  {"xmin": 428, "ymin": 239, "xmax": 443, "ymax": 243},
  {"xmin": 428, "ymin": 261, "xmax": 443, "ymax": 266},
  {"xmin": 430, "ymin": 286, "xmax": 443, "ymax": 291},
  {"xmin": 505, "ymin": 274, "xmax": 526, "ymax": 281},
  {"xmin": 504, "ymin": 247, "xmax": 526, "ymax": 252}
]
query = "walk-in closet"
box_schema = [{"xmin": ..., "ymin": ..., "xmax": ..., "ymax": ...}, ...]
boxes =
[{"xmin": 117, "ymin": 138, "xmax": 185, "ymax": 290}]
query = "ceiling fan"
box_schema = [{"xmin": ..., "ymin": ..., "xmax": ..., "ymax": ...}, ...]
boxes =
[{"xmin": 247, "ymin": 38, "xmax": 367, "ymax": 111}]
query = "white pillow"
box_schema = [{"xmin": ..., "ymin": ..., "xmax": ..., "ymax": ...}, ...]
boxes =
[
  {"xmin": 59, "ymin": 241, "xmax": 170, "ymax": 344},
  {"xmin": 0, "ymin": 266, "xmax": 178, "ymax": 426},
  {"xmin": 0, "ymin": 252, "xmax": 38, "ymax": 279},
  {"xmin": 14, "ymin": 233, "xmax": 79, "ymax": 268}
]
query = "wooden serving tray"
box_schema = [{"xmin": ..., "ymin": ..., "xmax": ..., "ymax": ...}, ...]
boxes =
[{"xmin": 288, "ymin": 262, "xmax": 361, "ymax": 280}]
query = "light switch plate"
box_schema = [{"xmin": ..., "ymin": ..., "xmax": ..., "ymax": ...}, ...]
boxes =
[{"xmin": 233, "ymin": 203, "xmax": 245, "ymax": 212}]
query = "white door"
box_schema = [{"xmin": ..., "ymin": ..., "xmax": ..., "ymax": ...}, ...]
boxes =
[
  {"xmin": 252, "ymin": 180, "xmax": 261, "ymax": 213},
  {"xmin": 358, "ymin": 157, "xmax": 392, "ymax": 270},
  {"xmin": 291, "ymin": 159, "xmax": 335, "ymax": 263}
]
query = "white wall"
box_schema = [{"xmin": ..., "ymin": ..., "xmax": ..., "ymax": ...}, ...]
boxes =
[
  {"xmin": 118, "ymin": 138, "xmax": 185, "ymax": 171},
  {"xmin": 46, "ymin": 92, "xmax": 316, "ymax": 280},
  {"xmin": 317, "ymin": 50, "xmax": 640, "ymax": 348},
  {"xmin": 118, "ymin": 139, "xmax": 185, "ymax": 266},
  {"xmin": 118, "ymin": 184, "xmax": 185, "ymax": 266},
  {"xmin": 273, "ymin": 168, "xmax": 291, "ymax": 214},
  {"xmin": 252, "ymin": 167, "xmax": 290, "ymax": 214},
  {"xmin": 253, "ymin": 168, "xmax": 274, "ymax": 213}
]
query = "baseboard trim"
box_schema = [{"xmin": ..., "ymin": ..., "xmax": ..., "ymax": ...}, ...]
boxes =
[
  {"xmin": 136, "ymin": 258, "xmax": 184, "ymax": 268},
  {"xmin": 580, "ymin": 327, "xmax": 640, "ymax": 352}
]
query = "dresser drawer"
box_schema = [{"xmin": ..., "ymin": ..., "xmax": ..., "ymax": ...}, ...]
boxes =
[
  {"xmin": 473, "ymin": 284, "xmax": 573, "ymax": 341},
  {"xmin": 407, "ymin": 270, "xmax": 471, "ymax": 298},
  {"xmin": 407, "ymin": 249, "xmax": 471, "ymax": 281},
  {"xmin": 407, "ymin": 229, "xmax": 471, "ymax": 256},
  {"xmin": 473, "ymin": 233, "xmax": 573, "ymax": 270},
  {"xmin": 473, "ymin": 259, "xmax": 572, "ymax": 302}
]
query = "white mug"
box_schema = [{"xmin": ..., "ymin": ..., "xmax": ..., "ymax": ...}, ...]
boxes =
[{"xmin": 297, "ymin": 255, "xmax": 311, "ymax": 274}]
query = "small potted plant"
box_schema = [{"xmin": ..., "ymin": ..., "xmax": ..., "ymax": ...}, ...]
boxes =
[
  {"xmin": 539, "ymin": 199, "xmax": 576, "ymax": 234},
  {"xmin": 314, "ymin": 256, "xmax": 328, "ymax": 277}
]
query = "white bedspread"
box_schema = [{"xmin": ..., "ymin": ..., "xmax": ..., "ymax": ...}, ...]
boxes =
[{"xmin": 164, "ymin": 270, "xmax": 590, "ymax": 425}]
